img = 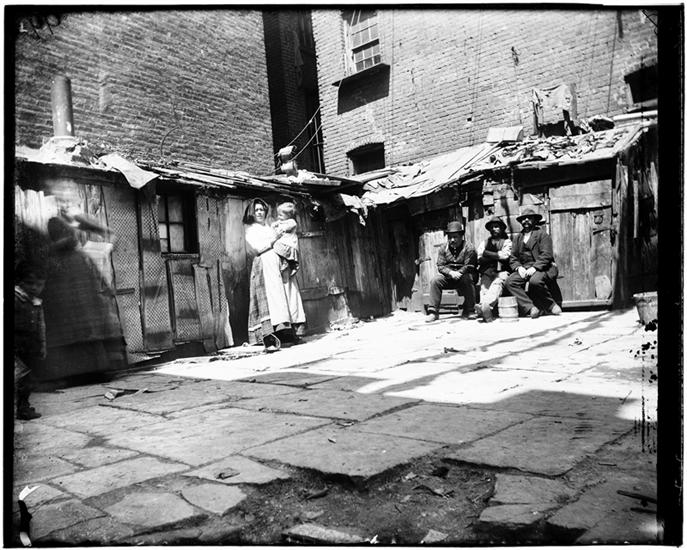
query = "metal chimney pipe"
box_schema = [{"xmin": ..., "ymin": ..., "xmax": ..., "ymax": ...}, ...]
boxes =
[{"xmin": 51, "ymin": 75, "xmax": 74, "ymax": 137}]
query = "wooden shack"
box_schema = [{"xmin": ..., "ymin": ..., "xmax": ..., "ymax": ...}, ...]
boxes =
[
  {"xmin": 353, "ymin": 118, "xmax": 658, "ymax": 313},
  {"xmin": 13, "ymin": 152, "xmax": 389, "ymax": 380}
]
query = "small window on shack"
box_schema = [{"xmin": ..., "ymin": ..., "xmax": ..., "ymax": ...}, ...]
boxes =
[
  {"xmin": 343, "ymin": 9, "xmax": 381, "ymax": 75},
  {"xmin": 348, "ymin": 144, "xmax": 385, "ymax": 175},
  {"xmin": 157, "ymin": 190, "xmax": 197, "ymax": 254}
]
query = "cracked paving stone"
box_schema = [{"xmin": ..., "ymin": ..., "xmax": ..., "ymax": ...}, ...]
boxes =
[
  {"xmin": 478, "ymin": 504, "xmax": 551, "ymax": 530},
  {"xmin": 105, "ymin": 491, "xmax": 206, "ymax": 529},
  {"xmin": 447, "ymin": 416, "xmax": 631, "ymax": 475},
  {"xmin": 184, "ymin": 455, "xmax": 291, "ymax": 485},
  {"xmin": 42, "ymin": 516, "xmax": 139, "ymax": 546},
  {"xmin": 14, "ymin": 453, "xmax": 78, "ymax": 484},
  {"xmin": 55, "ymin": 445, "xmax": 138, "ymax": 468},
  {"xmin": 233, "ymin": 387, "xmax": 416, "ymax": 421},
  {"xmin": 31, "ymin": 499, "xmax": 105, "ymax": 541},
  {"xmin": 52, "ymin": 456, "xmax": 189, "ymax": 498},
  {"xmin": 14, "ymin": 423, "xmax": 90, "ymax": 455},
  {"xmin": 237, "ymin": 371, "xmax": 337, "ymax": 387},
  {"xmin": 246, "ymin": 425, "xmax": 443, "ymax": 482},
  {"xmin": 354, "ymin": 404, "xmax": 531, "ymax": 444},
  {"xmin": 106, "ymin": 408, "xmax": 329, "ymax": 466},
  {"xmin": 181, "ymin": 483, "xmax": 246, "ymax": 515},
  {"xmin": 491, "ymin": 473, "xmax": 576, "ymax": 505},
  {"xmin": 41, "ymin": 405, "xmax": 167, "ymax": 437}
]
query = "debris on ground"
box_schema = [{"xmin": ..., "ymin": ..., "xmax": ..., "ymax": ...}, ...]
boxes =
[
  {"xmin": 303, "ymin": 488, "xmax": 329, "ymax": 501},
  {"xmin": 569, "ymin": 337, "xmax": 583, "ymax": 346},
  {"xmin": 216, "ymin": 468, "xmax": 240, "ymax": 480},
  {"xmin": 283, "ymin": 523, "xmax": 365, "ymax": 544},
  {"xmin": 421, "ymin": 529, "xmax": 449, "ymax": 544},
  {"xmin": 403, "ymin": 472, "xmax": 418, "ymax": 482},
  {"xmin": 302, "ymin": 510, "xmax": 324, "ymax": 521},
  {"xmin": 431, "ymin": 465, "xmax": 449, "ymax": 478},
  {"xmin": 413, "ymin": 484, "xmax": 454, "ymax": 498},
  {"xmin": 103, "ymin": 389, "xmax": 125, "ymax": 400}
]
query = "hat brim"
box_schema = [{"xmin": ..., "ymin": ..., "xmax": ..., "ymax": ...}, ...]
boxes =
[
  {"xmin": 516, "ymin": 214, "xmax": 543, "ymax": 223},
  {"xmin": 485, "ymin": 221, "xmax": 507, "ymax": 230},
  {"xmin": 444, "ymin": 229, "xmax": 465, "ymax": 234}
]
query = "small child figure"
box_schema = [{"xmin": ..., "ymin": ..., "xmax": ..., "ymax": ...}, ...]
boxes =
[
  {"xmin": 271, "ymin": 202, "xmax": 300, "ymax": 277},
  {"xmin": 14, "ymin": 261, "xmax": 46, "ymax": 421}
]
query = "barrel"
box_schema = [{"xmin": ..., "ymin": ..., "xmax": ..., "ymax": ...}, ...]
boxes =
[{"xmin": 498, "ymin": 296, "xmax": 518, "ymax": 321}]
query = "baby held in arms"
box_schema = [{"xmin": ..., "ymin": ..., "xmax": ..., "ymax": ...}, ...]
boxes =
[{"xmin": 271, "ymin": 202, "xmax": 300, "ymax": 277}]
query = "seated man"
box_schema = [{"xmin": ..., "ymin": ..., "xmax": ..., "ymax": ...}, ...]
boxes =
[
  {"xmin": 425, "ymin": 221, "xmax": 477, "ymax": 322},
  {"xmin": 505, "ymin": 208, "xmax": 562, "ymax": 318},
  {"xmin": 476, "ymin": 216, "xmax": 512, "ymax": 322}
]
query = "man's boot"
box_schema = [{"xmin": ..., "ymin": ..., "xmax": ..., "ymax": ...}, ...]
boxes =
[
  {"xmin": 16, "ymin": 392, "xmax": 41, "ymax": 421},
  {"xmin": 424, "ymin": 310, "xmax": 439, "ymax": 323}
]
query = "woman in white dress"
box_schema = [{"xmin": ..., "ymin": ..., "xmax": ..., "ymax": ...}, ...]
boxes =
[{"xmin": 243, "ymin": 198, "xmax": 306, "ymax": 351}]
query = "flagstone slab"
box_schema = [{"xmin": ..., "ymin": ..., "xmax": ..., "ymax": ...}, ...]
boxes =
[
  {"xmin": 55, "ymin": 445, "xmax": 139, "ymax": 468},
  {"xmin": 354, "ymin": 404, "xmax": 531, "ymax": 444},
  {"xmin": 181, "ymin": 483, "xmax": 247, "ymax": 515},
  {"xmin": 283, "ymin": 523, "xmax": 366, "ymax": 544},
  {"xmin": 106, "ymin": 408, "xmax": 330, "ymax": 466},
  {"xmin": 52, "ymin": 456, "xmax": 189, "ymax": 498},
  {"xmin": 447, "ymin": 416, "xmax": 631, "ymax": 475},
  {"xmin": 478, "ymin": 504, "xmax": 551, "ymax": 530},
  {"xmin": 31, "ymin": 499, "xmax": 106, "ymax": 541},
  {"xmin": 14, "ymin": 422, "xmax": 91, "ymax": 454},
  {"xmin": 491, "ymin": 474, "xmax": 576, "ymax": 505},
  {"xmin": 12, "ymin": 484, "xmax": 68, "ymax": 512},
  {"xmin": 41, "ymin": 405, "xmax": 167, "ymax": 436},
  {"xmin": 43, "ymin": 517, "xmax": 139, "ymax": 546},
  {"xmin": 14, "ymin": 453, "xmax": 79, "ymax": 483},
  {"xmin": 238, "ymin": 371, "xmax": 338, "ymax": 387},
  {"xmin": 468, "ymin": 386, "xmax": 638, "ymax": 421},
  {"xmin": 184, "ymin": 455, "xmax": 291, "ymax": 485},
  {"xmin": 105, "ymin": 491, "xmax": 205, "ymax": 528},
  {"xmin": 245, "ymin": 425, "xmax": 443, "ymax": 481},
  {"xmin": 307, "ymin": 376, "xmax": 380, "ymax": 392},
  {"xmin": 102, "ymin": 379, "xmax": 298, "ymax": 415},
  {"xmin": 233, "ymin": 388, "xmax": 416, "ymax": 421}
]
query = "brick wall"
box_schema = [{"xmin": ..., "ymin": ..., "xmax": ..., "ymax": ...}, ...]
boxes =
[
  {"xmin": 12, "ymin": 9, "xmax": 274, "ymax": 173},
  {"xmin": 263, "ymin": 10, "xmax": 322, "ymax": 172},
  {"xmin": 312, "ymin": 8, "xmax": 658, "ymax": 175}
]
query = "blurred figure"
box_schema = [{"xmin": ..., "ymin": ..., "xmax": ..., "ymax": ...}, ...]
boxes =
[
  {"xmin": 42, "ymin": 216, "xmax": 126, "ymax": 379},
  {"xmin": 14, "ymin": 261, "xmax": 46, "ymax": 420}
]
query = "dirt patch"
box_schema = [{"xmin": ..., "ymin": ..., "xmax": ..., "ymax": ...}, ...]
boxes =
[{"xmin": 227, "ymin": 449, "xmax": 498, "ymax": 545}]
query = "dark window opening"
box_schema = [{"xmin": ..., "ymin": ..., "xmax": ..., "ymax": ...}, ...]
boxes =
[
  {"xmin": 348, "ymin": 144, "xmax": 385, "ymax": 175},
  {"xmin": 625, "ymin": 64, "xmax": 658, "ymax": 106},
  {"xmin": 157, "ymin": 191, "xmax": 197, "ymax": 254}
]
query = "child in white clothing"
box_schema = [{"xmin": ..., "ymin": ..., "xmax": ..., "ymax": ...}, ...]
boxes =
[{"xmin": 271, "ymin": 202, "xmax": 300, "ymax": 277}]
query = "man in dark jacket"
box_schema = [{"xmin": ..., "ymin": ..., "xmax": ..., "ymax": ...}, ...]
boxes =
[
  {"xmin": 505, "ymin": 208, "xmax": 562, "ymax": 318},
  {"xmin": 425, "ymin": 221, "xmax": 477, "ymax": 322}
]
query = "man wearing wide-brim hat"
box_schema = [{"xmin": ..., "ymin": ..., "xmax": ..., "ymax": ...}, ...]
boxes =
[
  {"xmin": 425, "ymin": 220, "xmax": 478, "ymax": 322},
  {"xmin": 476, "ymin": 216, "xmax": 512, "ymax": 322},
  {"xmin": 505, "ymin": 208, "xmax": 562, "ymax": 318}
]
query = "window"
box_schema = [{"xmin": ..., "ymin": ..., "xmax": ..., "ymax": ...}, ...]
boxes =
[
  {"xmin": 344, "ymin": 10, "xmax": 381, "ymax": 74},
  {"xmin": 157, "ymin": 192, "xmax": 197, "ymax": 253},
  {"xmin": 624, "ymin": 64, "xmax": 658, "ymax": 109},
  {"xmin": 348, "ymin": 144, "xmax": 385, "ymax": 175}
]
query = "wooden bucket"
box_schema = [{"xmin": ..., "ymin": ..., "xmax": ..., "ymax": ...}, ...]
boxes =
[{"xmin": 498, "ymin": 296, "xmax": 518, "ymax": 321}]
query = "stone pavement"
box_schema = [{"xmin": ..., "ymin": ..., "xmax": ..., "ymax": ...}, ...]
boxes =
[{"xmin": 12, "ymin": 308, "xmax": 659, "ymax": 545}]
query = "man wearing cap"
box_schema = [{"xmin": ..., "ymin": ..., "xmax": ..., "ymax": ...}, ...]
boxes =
[
  {"xmin": 505, "ymin": 208, "xmax": 562, "ymax": 318},
  {"xmin": 425, "ymin": 221, "xmax": 477, "ymax": 322},
  {"xmin": 476, "ymin": 216, "xmax": 512, "ymax": 322}
]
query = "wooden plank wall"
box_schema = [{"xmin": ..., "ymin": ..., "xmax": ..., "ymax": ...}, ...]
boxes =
[{"xmin": 221, "ymin": 197, "xmax": 251, "ymax": 344}]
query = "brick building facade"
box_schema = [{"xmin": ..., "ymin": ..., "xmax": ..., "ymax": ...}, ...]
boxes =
[
  {"xmin": 262, "ymin": 10, "xmax": 324, "ymax": 173},
  {"xmin": 311, "ymin": 8, "xmax": 658, "ymax": 175},
  {"xmin": 12, "ymin": 9, "xmax": 274, "ymax": 173}
]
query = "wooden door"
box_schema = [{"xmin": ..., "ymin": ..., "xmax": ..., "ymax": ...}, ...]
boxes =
[{"xmin": 549, "ymin": 180, "xmax": 613, "ymax": 306}]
